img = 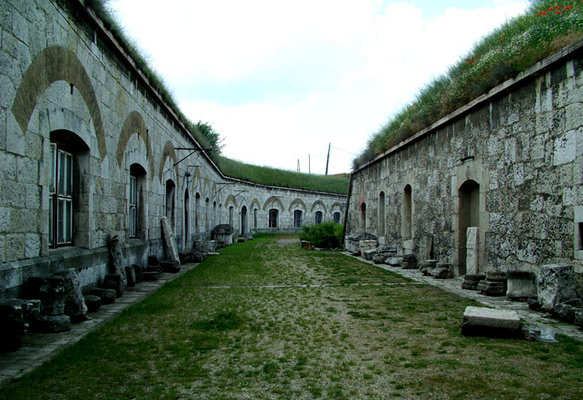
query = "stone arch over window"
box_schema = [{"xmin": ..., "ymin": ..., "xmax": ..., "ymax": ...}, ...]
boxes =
[
  {"xmin": 402, "ymin": 185, "xmax": 413, "ymax": 239},
  {"xmin": 263, "ymin": 196, "xmax": 284, "ymax": 212},
  {"xmin": 158, "ymin": 141, "xmax": 180, "ymax": 188},
  {"xmin": 12, "ymin": 46, "xmax": 107, "ymax": 160},
  {"xmin": 378, "ymin": 191, "xmax": 386, "ymax": 236},
  {"xmin": 310, "ymin": 200, "xmax": 328, "ymax": 214},
  {"xmin": 129, "ymin": 163, "xmax": 147, "ymax": 240},
  {"xmin": 165, "ymin": 179, "xmax": 176, "ymax": 231},
  {"xmin": 288, "ymin": 198, "xmax": 307, "ymax": 213},
  {"xmin": 49, "ymin": 130, "xmax": 91, "ymax": 248},
  {"xmin": 224, "ymin": 194, "xmax": 239, "ymax": 209},
  {"xmin": 458, "ymin": 180, "xmax": 480, "ymax": 275},
  {"xmin": 250, "ymin": 198, "xmax": 261, "ymax": 211},
  {"xmin": 116, "ymin": 111, "xmax": 155, "ymax": 175}
]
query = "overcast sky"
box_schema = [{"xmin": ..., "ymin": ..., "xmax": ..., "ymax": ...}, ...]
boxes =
[{"xmin": 107, "ymin": 0, "xmax": 531, "ymax": 175}]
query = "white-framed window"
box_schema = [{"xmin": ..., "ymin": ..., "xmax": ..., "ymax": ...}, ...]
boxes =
[{"xmin": 49, "ymin": 144, "xmax": 73, "ymax": 247}]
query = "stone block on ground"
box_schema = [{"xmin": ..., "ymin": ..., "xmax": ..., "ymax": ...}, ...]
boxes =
[
  {"xmin": 420, "ymin": 259, "xmax": 437, "ymax": 276},
  {"xmin": 537, "ymin": 265, "xmax": 580, "ymax": 312},
  {"xmin": 30, "ymin": 314, "xmax": 71, "ymax": 333},
  {"xmin": 432, "ymin": 264, "xmax": 452, "ymax": 279},
  {"xmin": 386, "ymin": 257, "xmax": 403, "ymax": 267},
  {"xmin": 83, "ymin": 295, "xmax": 101, "ymax": 313},
  {"xmin": 55, "ymin": 268, "xmax": 88, "ymax": 323},
  {"xmin": 91, "ymin": 288, "xmax": 116, "ymax": 304},
  {"xmin": 359, "ymin": 239, "xmax": 378, "ymax": 258},
  {"xmin": 478, "ymin": 279, "xmax": 507, "ymax": 296},
  {"xmin": 461, "ymin": 274, "xmax": 485, "ymax": 290},
  {"xmin": 301, "ymin": 240, "xmax": 313, "ymax": 250},
  {"xmin": 506, "ymin": 271, "xmax": 536, "ymax": 301},
  {"xmin": 401, "ymin": 254, "xmax": 417, "ymax": 270},
  {"xmin": 160, "ymin": 259, "xmax": 180, "ymax": 273},
  {"xmin": 461, "ymin": 306, "xmax": 522, "ymax": 338},
  {"xmin": 372, "ymin": 253, "xmax": 386, "ymax": 264},
  {"xmin": 345, "ymin": 233, "xmax": 377, "ymax": 255},
  {"xmin": 161, "ymin": 217, "xmax": 180, "ymax": 263},
  {"xmin": 132, "ymin": 264, "xmax": 144, "ymax": 282},
  {"xmin": 363, "ymin": 249, "xmax": 377, "ymax": 261},
  {"xmin": 125, "ymin": 266, "xmax": 136, "ymax": 287},
  {"xmin": 142, "ymin": 266, "xmax": 161, "ymax": 281},
  {"xmin": 103, "ymin": 274, "xmax": 124, "ymax": 297}
]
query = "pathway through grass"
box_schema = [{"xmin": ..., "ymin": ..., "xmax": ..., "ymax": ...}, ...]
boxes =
[{"xmin": 1, "ymin": 234, "xmax": 582, "ymax": 399}]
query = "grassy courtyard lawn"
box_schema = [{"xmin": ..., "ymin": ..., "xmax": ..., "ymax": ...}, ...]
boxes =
[{"xmin": 2, "ymin": 235, "xmax": 583, "ymax": 399}]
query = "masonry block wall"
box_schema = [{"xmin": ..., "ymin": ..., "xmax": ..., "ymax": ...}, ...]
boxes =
[
  {"xmin": 346, "ymin": 40, "xmax": 583, "ymax": 282},
  {"xmin": 0, "ymin": 0, "xmax": 345, "ymax": 297}
]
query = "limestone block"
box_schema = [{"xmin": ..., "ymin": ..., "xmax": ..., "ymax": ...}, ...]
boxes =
[
  {"xmin": 24, "ymin": 233, "xmax": 40, "ymax": 259},
  {"xmin": 465, "ymin": 227, "xmax": 479, "ymax": 275},
  {"xmin": 537, "ymin": 265, "xmax": 580, "ymax": 311},
  {"xmin": 31, "ymin": 314, "xmax": 71, "ymax": 333},
  {"xmin": 506, "ymin": 271, "xmax": 536, "ymax": 301},
  {"xmin": 553, "ymin": 130, "xmax": 577, "ymax": 166},
  {"xmin": 161, "ymin": 217, "xmax": 180, "ymax": 263},
  {"xmin": 0, "ymin": 207, "xmax": 9, "ymax": 233},
  {"xmin": 461, "ymin": 274, "xmax": 485, "ymax": 290},
  {"xmin": 56, "ymin": 269, "xmax": 88, "ymax": 323},
  {"xmin": 359, "ymin": 240, "xmax": 377, "ymax": 258},
  {"xmin": 402, "ymin": 239, "xmax": 414, "ymax": 254},
  {"xmin": 5, "ymin": 234, "xmax": 25, "ymax": 262},
  {"xmin": 461, "ymin": 306, "xmax": 522, "ymax": 338},
  {"xmin": 6, "ymin": 113, "xmax": 24, "ymax": 156},
  {"xmin": 91, "ymin": 288, "xmax": 116, "ymax": 304}
]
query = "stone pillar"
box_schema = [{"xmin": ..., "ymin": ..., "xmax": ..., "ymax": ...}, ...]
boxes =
[
  {"xmin": 465, "ymin": 227, "xmax": 479, "ymax": 275},
  {"xmin": 161, "ymin": 217, "xmax": 180, "ymax": 263}
]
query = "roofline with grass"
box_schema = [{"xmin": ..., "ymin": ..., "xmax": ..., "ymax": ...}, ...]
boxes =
[{"xmin": 351, "ymin": 37, "xmax": 583, "ymax": 175}]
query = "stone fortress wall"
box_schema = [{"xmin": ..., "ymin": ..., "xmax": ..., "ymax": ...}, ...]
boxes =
[
  {"xmin": 0, "ymin": 0, "xmax": 346, "ymax": 297},
  {"xmin": 345, "ymin": 38, "xmax": 583, "ymax": 295}
]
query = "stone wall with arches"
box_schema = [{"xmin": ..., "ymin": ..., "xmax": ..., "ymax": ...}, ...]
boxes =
[
  {"xmin": 0, "ymin": 0, "xmax": 345, "ymax": 297},
  {"xmin": 345, "ymin": 39, "xmax": 583, "ymax": 280}
]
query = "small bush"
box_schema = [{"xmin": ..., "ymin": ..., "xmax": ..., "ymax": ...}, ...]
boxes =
[{"xmin": 300, "ymin": 222, "xmax": 343, "ymax": 249}]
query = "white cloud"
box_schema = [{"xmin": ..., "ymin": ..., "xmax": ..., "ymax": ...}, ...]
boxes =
[{"xmin": 109, "ymin": 0, "xmax": 530, "ymax": 174}]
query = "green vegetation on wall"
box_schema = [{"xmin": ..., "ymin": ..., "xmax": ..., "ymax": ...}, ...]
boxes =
[
  {"xmin": 217, "ymin": 157, "xmax": 349, "ymax": 194},
  {"xmin": 353, "ymin": 0, "xmax": 583, "ymax": 169}
]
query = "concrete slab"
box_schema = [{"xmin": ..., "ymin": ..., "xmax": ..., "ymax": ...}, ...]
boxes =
[{"xmin": 462, "ymin": 306, "xmax": 522, "ymax": 338}]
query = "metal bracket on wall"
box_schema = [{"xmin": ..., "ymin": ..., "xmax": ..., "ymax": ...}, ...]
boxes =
[{"xmin": 174, "ymin": 147, "xmax": 213, "ymax": 167}]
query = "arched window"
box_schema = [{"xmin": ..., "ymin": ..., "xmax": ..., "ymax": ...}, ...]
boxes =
[
  {"xmin": 195, "ymin": 193, "xmax": 201, "ymax": 233},
  {"xmin": 229, "ymin": 206, "xmax": 234, "ymax": 227},
  {"xmin": 294, "ymin": 210, "xmax": 303, "ymax": 228},
  {"xmin": 241, "ymin": 206, "xmax": 248, "ymax": 235},
  {"xmin": 378, "ymin": 192, "xmax": 385, "ymax": 236},
  {"xmin": 165, "ymin": 179, "xmax": 176, "ymax": 231},
  {"xmin": 184, "ymin": 190, "xmax": 190, "ymax": 246},
  {"xmin": 269, "ymin": 209, "xmax": 278, "ymax": 228},
  {"xmin": 360, "ymin": 203, "xmax": 366, "ymax": 232},
  {"xmin": 315, "ymin": 211, "xmax": 323, "ymax": 224},
  {"xmin": 49, "ymin": 130, "xmax": 90, "ymax": 248},
  {"xmin": 129, "ymin": 163, "xmax": 147, "ymax": 239},
  {"xmin": 254, "ymin": 208, "xmax": 258, "ymax": 230},
  {"xmin": 333, "ymin": 212, "xmax": 341, "ymax": 224},
  {"xmin": 403, "ymin": 185, "xmax": 412, "ymax": 239}
]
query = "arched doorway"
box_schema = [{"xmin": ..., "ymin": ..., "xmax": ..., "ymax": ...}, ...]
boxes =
[
  {"xmin": 241, "ymin": 206, "xmax": 248, "ymax": 236},
  {"xmin": 458, "ymin": 180, "xmax": 480, "ymax": 275},
  {"xmin": 360, "ymin": 202, "xmax": 367, "ymax": 232}
]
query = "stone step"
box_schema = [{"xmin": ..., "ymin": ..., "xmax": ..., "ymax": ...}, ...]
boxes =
[{"xmin": 462, "ymin": 306, "xmax": 522, "ymax": 338}]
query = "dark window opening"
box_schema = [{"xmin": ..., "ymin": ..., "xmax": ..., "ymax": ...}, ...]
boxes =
[{"xmin": 269, "ymin": 209, "xmax": 278, "ymax": 228}]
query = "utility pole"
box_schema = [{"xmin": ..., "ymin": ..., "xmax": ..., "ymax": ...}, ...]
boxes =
[
  {"xmin": 325, "ymin": 143, "xmax": 331, "ymax": 176},
  {"xmin": 297, "ymin": 159, "xmax": 300, "ymax": 172}
]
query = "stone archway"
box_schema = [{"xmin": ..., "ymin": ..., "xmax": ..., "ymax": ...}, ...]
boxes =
[{"xmin": 458, "ymin": 180, "xmax": 480, "ymax": 275}]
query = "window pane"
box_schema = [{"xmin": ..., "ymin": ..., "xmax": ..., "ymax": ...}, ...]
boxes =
[
  {"xmin": 50, "ymin": 144, "xmax": 56, "ymax": 193},
  {"xmin": 65, "ymin": 200, "xmax": 72, "ymax": 243},
  {"xmin": 57, "ymin": 199, "xmax": 64, "ymax": 243},
  {"xmin": 49, "ymin": 195, "xmax": 54, "ymax": 244},
  {"xmin": 65, "ymin": 153, "xmax": 73, "ymax": 196},
  {"xmin": 58, "ymin": 151, "xmax": 66, "ymax": 195}
]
